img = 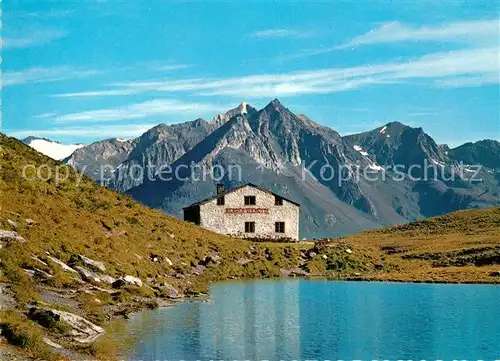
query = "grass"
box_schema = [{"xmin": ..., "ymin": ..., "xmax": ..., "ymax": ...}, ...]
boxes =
[
  {"xmin": 345, "ymin": 207, "xmax": 500, "ymax": 283},
  {"xmin": 0, "ymin": 310, "xmax": 59, "ymax": 360}
]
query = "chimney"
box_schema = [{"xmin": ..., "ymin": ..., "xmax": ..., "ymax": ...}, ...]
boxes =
[{"xmin": 216, "ymin": 183, "xmax": 224, "ymax": 195}]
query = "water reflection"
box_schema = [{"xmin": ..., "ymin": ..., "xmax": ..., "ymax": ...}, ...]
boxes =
[{"xmin": 127, "ymin": 280, "xmax": 500, "ymax": 361}]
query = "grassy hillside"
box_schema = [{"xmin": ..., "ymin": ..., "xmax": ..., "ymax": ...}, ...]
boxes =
[
  {"xmin": 348, "ymin": 207, "xmax": 500, "ymax": 282},
  {"xmin": 0, "ymin": 134, "xmax": 311, "ymax": 359},
  {"xmin": 0, "ymin": 133, "xmax": 499, "ymax": 360}
]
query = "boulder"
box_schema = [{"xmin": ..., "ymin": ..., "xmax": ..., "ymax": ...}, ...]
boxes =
[
  {"xmin": 280, "ymin": 268, "xmax": 292, "ymax": 277},
  {"xmin": 113, "ymin": 275, "xmax": 142, "ymax": 288},
  {"xmin": 99, "ymin": 274, "xmax": 116, "ymax": 284},
  {"xmin": 0, "ymin": 230, "xmax": 26, "ymax": 247},
  {"xmin": 51, "ymin": 309, "xmax": 105, "ymax": 343},
  {"xmin": 25, "ymin": 219, "xmax": 35, "ymax": 225},
  {"xmin": 7, "ymin": 220, "xmax": 18, "ymax": 229},
  {"xmin": 23, "ymin": 269, "xmax": 35, "ymax": 277},
  {"xmin": 211, "ymin": 254, "xmax": 222, "ymax": 263},
  {"xmin": 43, "ymin": 337, "xmax": 63, "ymax": 349},
  {"xmin": 236, "ymin": 258, "xmax": 252, "ymax": 265},
  {"xmin": 191, "ymin": 264, "xmax": 206, "ymax": 275},
  {"xmin": 290, "ymin": 268, "xmax": 309, "ymax": 277},
  {"xmin": 47, "ymin": 256, "xmax": 79, "ymax": 274},
  {"xmin": 150, "ymin": 254, "xmax": 162, "ymax": 263},
  {"xmin": 123, "ymin": 275, "xmax": 143, "ymax": 287},
  {"xmin": 200, "ymin": 253, "xmax": 222, "ymax": 266},
  {"xmin": 78, "ymin": 254, "xmax": 106, "ymax": 272},
  {"xmin": 165, "ymin": 257, "xmax": 174, "ymax": 266},
  {"xmin": 489, "ymin": 271, "xmax": 500, "ymax": 277},
  {"xmin": 345, "ymin": 248, "xmax": 353, "ymax": 254},
  {"xmin": 159, "ymin": 282, "xmax": 182, "ymax": 298},
  {"xmin": 34, "ymin": 268, "xmax": 54, "ymax": 280},
  {"xmin": 30, "ymin": 255, "xmax": 48, "ymax": 267},
  {"xmin": 76, "ymin": 266, "xmax": 101, "ymax": 283},
  {"xmin": 75, "ymin": 266, "xmax": 114, "ymax": 284}
]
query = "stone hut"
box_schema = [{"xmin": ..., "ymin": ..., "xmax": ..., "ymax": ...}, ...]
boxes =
[{"xmin": 183, "ymin": 183, "xmax": 300, "ymax": 241}]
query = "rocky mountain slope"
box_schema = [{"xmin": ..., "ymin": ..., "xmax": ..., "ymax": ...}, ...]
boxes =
[
  {"xmin": 449, "ymin": 139, "xmax": 500, "ymax": 169},
  {"xmin": 63, "ymin": 100, "xmax": 500, "ymax": 238}
]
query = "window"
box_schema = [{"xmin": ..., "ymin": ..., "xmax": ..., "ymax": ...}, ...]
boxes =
[
  {"xmin": 275, "ymin": 222, "xmax": 285, "ymax": 233},
  {"xmin": 217, "ymin": 196, "xmax": 225, "ymax": 206},
  {"xmin": 245, "ymin": 221, "xmax": 255, "ymax": 233},
  {"xmin": 244, "ymin": 196, "xmax": 256, "ymax": 205},
  {"xmin": 275, "ymin": 196, "xmax": 283, "ymax": 206}
]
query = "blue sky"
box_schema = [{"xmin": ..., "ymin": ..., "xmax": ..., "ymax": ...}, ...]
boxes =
[{"xmin": 2, "ymin": 1, "xmax": 499, "ymax": 147}]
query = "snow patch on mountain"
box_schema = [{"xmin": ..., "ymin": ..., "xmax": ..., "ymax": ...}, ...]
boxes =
[
  {"xmin": 353, "ymin": 145, "xmax": 369, "ymax": 156},
  {"xmin": 430, "ymin": 158, "xmax": 445, "ymax": 167},
  {"xmin": 239, "ymin": 102, "xmax": 249, "ymax": 114},
  {"xmin": 379, "ymin": 126, "xmax": 387, "ymax": 134},
  {"xmin": 368, "ymin": 163, "xmax": 384, "ymax": 171},
  {"xmin": 24, "ymin": 138, "xmax": 84, "ymax": 160}
]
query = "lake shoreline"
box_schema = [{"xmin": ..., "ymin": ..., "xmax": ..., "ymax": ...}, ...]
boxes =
[
  {"xmin": 2, "ymin": 264, "xmax": 499, "ymax": 360},
  {"xmin": 123, "ymin": 279, "xmax": 500, "ymax": 361}
]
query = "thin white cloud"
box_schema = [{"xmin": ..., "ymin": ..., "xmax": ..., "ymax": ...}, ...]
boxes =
[
  {"xmin": 49, "ymin": 40, "xmax": 499, "ymax": 100},
  {"xmin": 6, "ymin": 123, "xmax": 159, "ymax": 140},
  {"xmin": 33, "ymin": 112, "xmax": 58, "ymax": 119},
  {"xmin": 338, "ymin": 19, "xmax": 499, "ymax": 49},
  {"xmin": 407, "ymin": 111, "xmax": 440, "ymax": 117},
  {"xmin": 63, "ymin": 46, "xmax": 495, "ymax": 98},
  {"xmin": 3, "ymin": 66, "xmax": 101, "ymax": 86},
  {"xmin": 149, "ymin": 63, "xmax": 194, "ymax": 71},
  {"xmin": 9, "ymin": 9, "xmax": 75, "ymax": 19},
  {"xmin": 434, "ymin": 74, "xmax": 500, "ymax": 88},
  {"xmin": 52, "ymin": 99, "xmax": 223, "ymax": 123},
  {"xmin": 2, "ymin": 28, "xmax": 68, "ymax": 49},
  {"xmin": 249, "ymin": 28, "xmax": 314, "ymax": 39},
  {"xmin": 281, "ymin": 19, "xmax": 499, "ymax": 59},
  {"xmin": 53, "ymin": 89, "xmax": 138, "ymax": 98}
]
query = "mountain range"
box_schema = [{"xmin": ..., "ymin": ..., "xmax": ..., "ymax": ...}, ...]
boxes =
[{"xmin": 25, "ymin": 100, "xmax": 500, "ymax": 238}]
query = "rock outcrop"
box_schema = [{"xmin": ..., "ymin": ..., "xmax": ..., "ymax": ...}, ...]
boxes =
[
  {"xmin": 78, "ymin": 254, "xmax": 106, "ymax": 273},
  {"xmin": 112, "ymin": 275, "xmax": 143, "ymax": 288},
  {"xmin": 0, "ymin": 230, "xmax": 26, "ymax": 247},
  {"xmin": 29, "ymin": 308, "xmax": 105, "ymax": 343}
]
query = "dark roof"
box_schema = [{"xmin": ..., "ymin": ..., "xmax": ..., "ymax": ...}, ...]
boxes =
[{"xmin": 183, "ymin": 183, "xmax": 301, "ymax": 209}]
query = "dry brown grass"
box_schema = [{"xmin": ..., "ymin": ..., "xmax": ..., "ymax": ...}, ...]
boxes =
[{"xmin": 341, "ymin": 207, "xmax": 500, "ymax": 283}]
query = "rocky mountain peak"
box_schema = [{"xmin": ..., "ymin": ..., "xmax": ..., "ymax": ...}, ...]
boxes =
[
  {"xmin": 212, "ymin": 102, "xmax": 257, "ymax": 127},
  {"xmin": 344, "ymin": 121, "xmax": 446, "ymax": 167},
  {"xmin": 264, "ymin": 98, "xmax": 285, "ymax": 112}
]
